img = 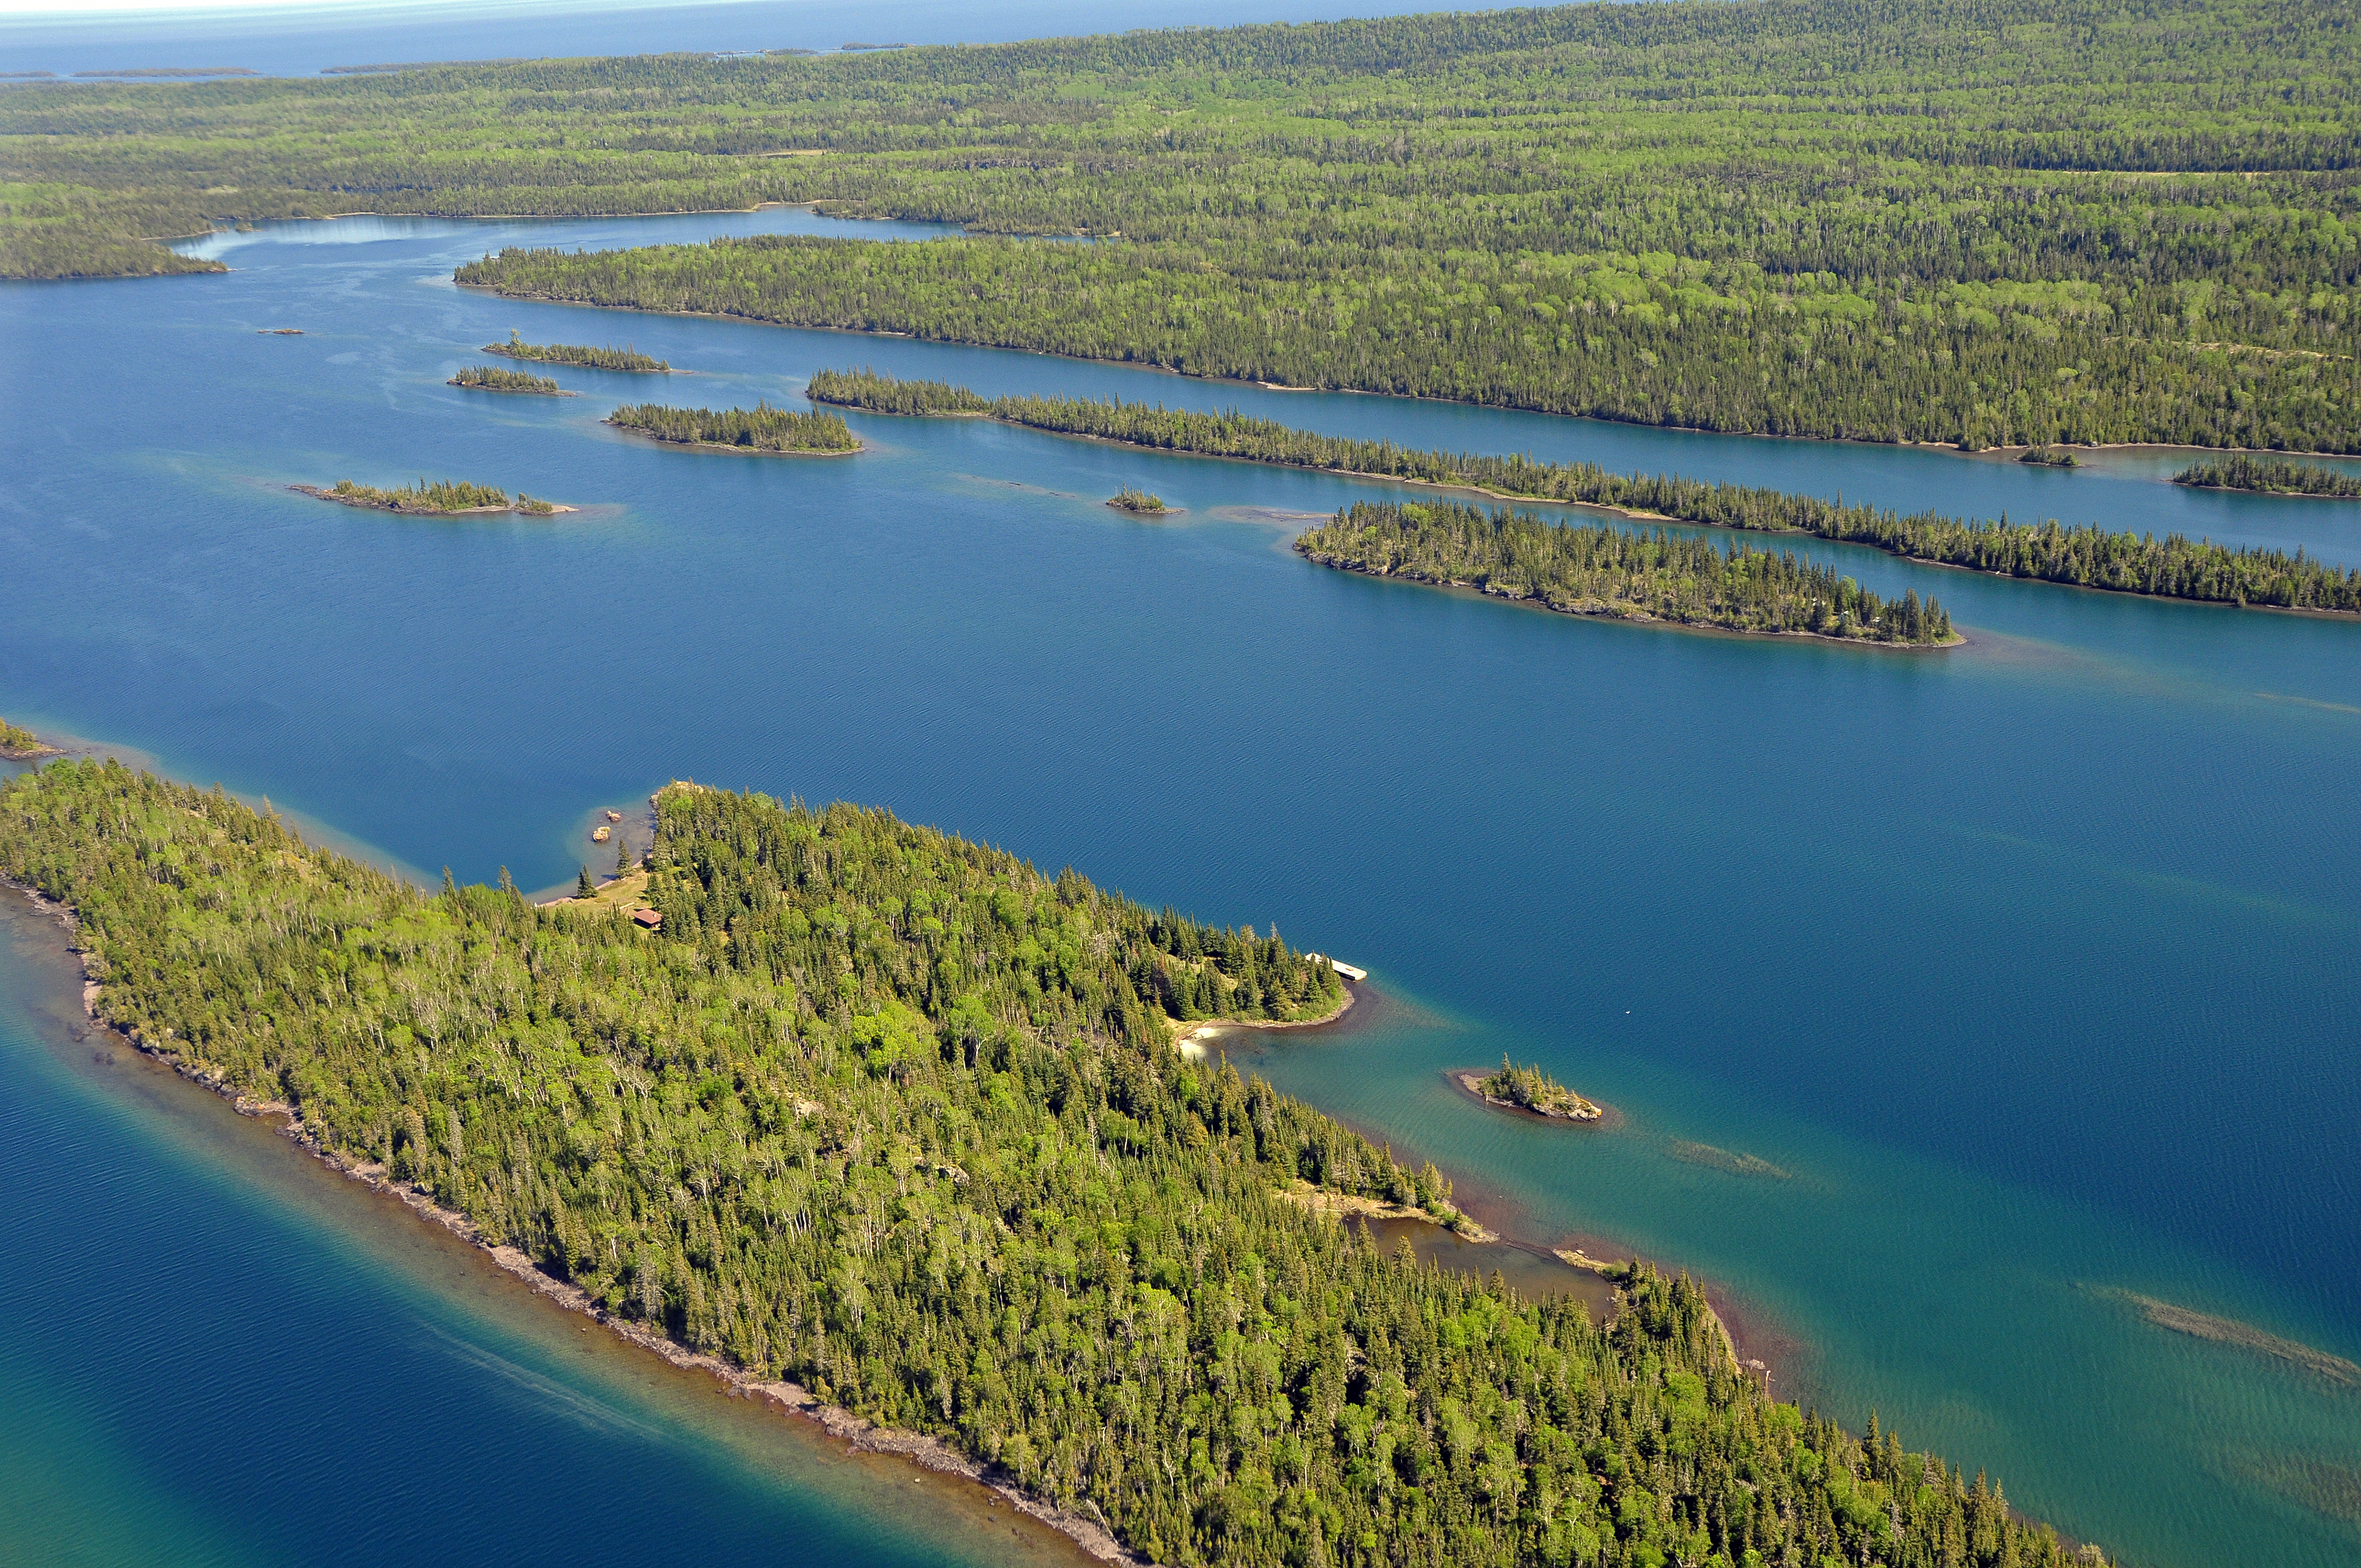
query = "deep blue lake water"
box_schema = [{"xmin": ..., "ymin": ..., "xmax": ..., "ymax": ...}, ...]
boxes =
[{"xmin": 2, "ymin": 207, "xmax": 2358, "ymax": 1568}]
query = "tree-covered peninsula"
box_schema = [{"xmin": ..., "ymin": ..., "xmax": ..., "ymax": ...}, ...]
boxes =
[
  {"xmin": 450, "ymin": 363, "xmax": 568, "ymax": 395},
  {"xmin": 814, "ymin": 371, "xmax": 2361, "ymax": 616},
  {"xmin": 607, "ymin": 400, "xmax": 858, "ymax": 454},
  {"xmin": 0, "ymin": 758, "xmax": 2111, "ymax": 1568},
  {"xmin": 296, "ymin": 478, "xmax": 563, "ymax": 515},
  {"xmin": 10, "ymin": 0, "xmax": 2355, "ymax": 451},
  {"xmin": 2174, "ymin": 456, "xmax": 2361, "ymax": 499},
  {"xmin": 486, "ymin": 331, "xmax": 671, "ymax": 372},
  {"xmin": 1301, "ymin": 502, "xmax": 1957, "ymax": 646}
]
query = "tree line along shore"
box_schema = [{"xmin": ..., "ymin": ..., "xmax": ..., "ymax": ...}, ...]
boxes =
[
  {"xmin": 807, "ymin": 369, "xmax": 2361, "ymax": 616},
  {"xmin": 7, "ymin": 0, "xmax": 2354, "ymax": 453},
  {"xmin": 0, "ymin": 758, "xmax": 2117, "ymax": 1568}
]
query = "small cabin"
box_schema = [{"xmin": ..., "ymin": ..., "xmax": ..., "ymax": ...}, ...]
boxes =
[{"xmin": 630, "ymin": 908, "xmax": 662, "ymax": 930}]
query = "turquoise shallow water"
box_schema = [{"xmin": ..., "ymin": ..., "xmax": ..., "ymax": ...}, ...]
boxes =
[{"xmin": 2, "ymin": 210, "xmax": 2359, "ymax": 1567}]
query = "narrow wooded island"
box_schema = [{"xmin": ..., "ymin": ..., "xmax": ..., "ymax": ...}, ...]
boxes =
[
  {"xmin": 295, "ymin": 479, "xmax": 569, "ymax": 515},
  {"xmin": 806, "ymin": 371, "xmax": 2361, "ymax": 616},
  {"xmin": 1301, "ymin": 502, "xmax": 1959, "ymax": 646},
  {"xmin": 2173, "ymin": 456, "xmax": 2361, "ymax": 499},
  {"xmin": 487, "ymin": 331, "xmax": 671, "ymax": 372},
  {"xmin": 607, "ymin": 400, "xmax": 859, "ymax": 454},
  {"xmin": 0, "ymin": 759, "xmax": 2106, "ymax": 1568},
  {"xmin": 450, "ymin": 364, "xmax": 570, "ymax": 395},
  {"xmin": 1456, "ymin": 1058, "xmax": 1603, "ymax": 1122}
]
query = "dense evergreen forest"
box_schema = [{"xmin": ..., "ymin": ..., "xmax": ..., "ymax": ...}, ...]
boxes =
[
  {"xmin": 7, "ymin": 0, "xmax": 2356, "ymax": 447},
  {"xmin": 0, "ymin": 759, "xmax": 2113, "ymax": 1568},
  {"xmin": 487, "ymin": 331, "xmax": 671, "ymax": 372},
  {"xmin": 2173, "ymin": 456, "xmax": 2361, "ymax": 498},
  {"xmin": 450, "ymin": 364, "xmax": 566, "ymax": 395},
  {"xmin": 606, "ymin": 400, "xmax": 858, "ymax": 452},
  {"xmin": 1300, "ymin": 500, "xmax": 1956, "ymax": 644},
  {"xmin": 812, "ymin": 369, "xmax": 2361, "ymax": 614}
]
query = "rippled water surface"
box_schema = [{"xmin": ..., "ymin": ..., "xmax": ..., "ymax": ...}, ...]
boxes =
[{"xmin": 3, "ymin": 209, "xmax": 2359, "ymax": 1568}]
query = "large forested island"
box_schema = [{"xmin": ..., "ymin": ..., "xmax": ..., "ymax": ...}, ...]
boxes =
[
  {"xmin": 3, "ymin": 0, "xmax": 2353, "ymax": 452},
  {"xmin": 813, "ymin": 371, "xmax": 2361, "ymax": 616},
  {"xmin": 0, "ymin": 759, "xmax": 2107, "ymax": 1568},
  {"xmin": 606, "ymin": 400, "xmax": 859, "ymax": 453},
  {"xmin": 1301, "ymin": 502, "xmax": 1958, "ymax": 646}
]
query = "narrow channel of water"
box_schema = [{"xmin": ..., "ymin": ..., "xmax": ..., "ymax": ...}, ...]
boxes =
[{"xmin": 3, "ymin": 211, "xmax": 2358, "ymax": 1567}]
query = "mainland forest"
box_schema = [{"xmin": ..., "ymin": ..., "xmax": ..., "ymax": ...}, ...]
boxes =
[
  {"xmin": 1298, "ymin": 500, "xmax": 1957, "ymax": 645},
  {"xmin": 4, "ymin": 0, "xmax": 2355, "ymax": 448},
  {"xmin": 606, "ymin": 400, "xmax": 859, "ymax": 452},
  {"xmin": 809, "ymin": 369, "xmax": 2361, "ymax": 614},
  {"xmin": 0, "ymin": 759, "xmax": 2111, "ymax": 1568}
]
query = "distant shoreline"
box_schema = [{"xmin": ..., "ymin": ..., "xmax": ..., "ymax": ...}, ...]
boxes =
[{"xmin": 464, "ymin": 282, "xmax": 2360, "ymax": 464}]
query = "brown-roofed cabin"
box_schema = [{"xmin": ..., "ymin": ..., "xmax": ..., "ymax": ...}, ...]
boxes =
[{"xmin": 630, "ymin": 908, "xmax": 662, "ymax": 929}]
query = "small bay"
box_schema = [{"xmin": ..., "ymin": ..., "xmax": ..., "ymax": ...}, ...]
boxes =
[{"xmin": 2, "ymin": 209, "xmax": 2358, "ymax": 1568}]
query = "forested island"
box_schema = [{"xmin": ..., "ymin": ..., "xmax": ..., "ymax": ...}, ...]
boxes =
[
  {"xmin": 8, "ymin": 0, "xmax": 2353, "ymax": 454},
  {"xmin": 486, "ymin": 331, "xmax": 671, "ymax": 372},
  {"xmin": 2017, "ymin": 449, "xmax": 2079, "ymax": 469},
  {"xmin": 0, "ymin": 717, "xmax": 58, "ymax": 760},
  {"xmin": 2174, "ymin": 457, "xmax": 2361, "ymax": 499},
  {"xmin": 0, "ymin": 758, "xmax": 2113, "ymax": 1568},
  {"xmin": 606, "ymin": 401, "xmax": 858, "ymax": 454},
  {"xmin": 1107, "ymin": 487, "xmax": 1169, "ymax": 515},
  {"xmin": 449, "ymin": 364, "xmax": 569, "ymax": 395},
  {"xmin": 1459, "ymin": 1059, "xmax": 1603, "ymax": 1123},
  {"xmin": 295, "ymin": 478, "xmax": 567, "ymax": 515},
  {"xmin": 815, "ymin": 371, "xmax": 2361, "ymax": 616},
  {"xmin": 1301, "ymin": 502, "xmax": 1959, "ymax": 646}
]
